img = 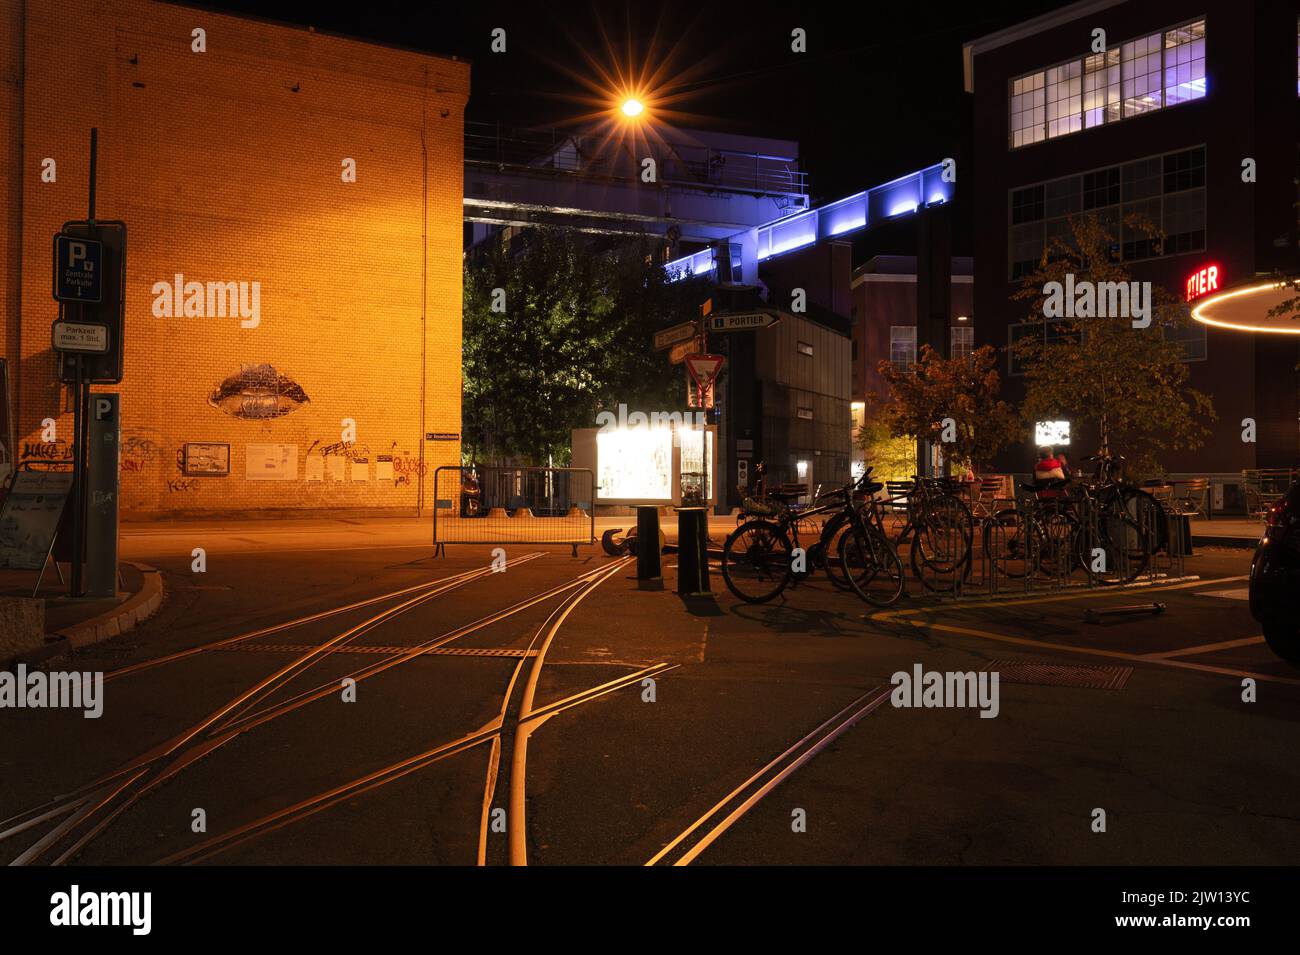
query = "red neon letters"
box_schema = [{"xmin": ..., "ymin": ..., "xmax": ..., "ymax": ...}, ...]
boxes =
[{"xmin": 1185, "ymin": 264, "xmax": 1219, "ymax": 302}]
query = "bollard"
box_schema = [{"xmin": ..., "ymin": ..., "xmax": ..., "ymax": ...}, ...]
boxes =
[
  {"xmin": 676, "ymin": 507, "xmax": 713, "ymax": 596},
  {"xmin": 636, "ymin": 505, "xmax": 663, "ymax": 590}
]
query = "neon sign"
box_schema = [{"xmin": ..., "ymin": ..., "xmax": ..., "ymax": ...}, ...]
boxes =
[{"xmin": 1185, "ymin": 264, "xmax": 1220, "ymax": 302}]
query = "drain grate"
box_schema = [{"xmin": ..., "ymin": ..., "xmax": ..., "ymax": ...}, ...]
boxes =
[
  {"xmin": 984, "ymin": 660, "xmax": 1132, "ymax": 690},
  {"xmin": 210, "ymin": 644, "xmax": 535, "ymax": 658}
]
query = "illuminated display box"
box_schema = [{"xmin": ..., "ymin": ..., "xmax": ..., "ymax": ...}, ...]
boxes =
[{"xmin": 571, "ymin": 423, "xmax": 716, "ymax": 506}]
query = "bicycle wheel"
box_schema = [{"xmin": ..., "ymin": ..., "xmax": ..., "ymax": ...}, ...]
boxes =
[
  {"xmin": 840, "ymin": 525, "xmax": 905, "ymax": 607},
  {"xmin": 721, "ymin": 520, "xmax": 794, "ymax": 604},
  {"xmin": 913, "ymin": 495, "xmax": 973, "ymax": 573},
  {"xmin": 819, "ymin": 512, "xmax": 855, "ymax": 591},
  {"xmin": 1077, "ymin": 506, "xmax": 1144, "ymax": 584},
  {"xmin": 1098, "ymin": 490, "xmax": 1152, "ymax": 580},
  {"xmin": 1036, "ymin": 510, "xmax": 1081, "ymax": 578},
  {"xmin": 983, "ymin": 509, "xmax": 1033, "ymax": 579}
]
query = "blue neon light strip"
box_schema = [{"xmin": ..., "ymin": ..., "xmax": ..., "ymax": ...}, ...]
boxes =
[{"xmin": 666, "ymin": 161, "xmax": 951, "ymax": 280}]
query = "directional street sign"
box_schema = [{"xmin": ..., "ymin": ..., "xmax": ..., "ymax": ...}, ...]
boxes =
[
  {"xmin": 669, "ymin": 337, "xmax": 702, "ymax": 365},
  {"xmin": 53, "ymin": 233, "xmax": 103, "ymax": 303},
  {"xmin": 51, "ymin": 320, "xmax": 109, "ymax": 354},
  {"xmin": 653, "ymin": 320, "xmax": 699, "ymax": 351},
  {"xmin": 708, "ymin": 309, "xmax": 782, "ymax": 333}
]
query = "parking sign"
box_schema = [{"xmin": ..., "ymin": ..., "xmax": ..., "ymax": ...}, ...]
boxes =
[{"xmin": 53, "ymin": 233, "xmax": 103, "ymax": 303}]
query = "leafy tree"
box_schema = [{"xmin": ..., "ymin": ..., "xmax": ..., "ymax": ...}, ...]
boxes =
[
  {"xmin": 854, "ymin": 397, "xmax": 918, "ymax": 481},
  {"xmin": 1011, "ymin": 213, "xmax": 1216, "ymax": 477},
  {"xmin": 873, "ymin": 344, "xmax": 1019, "ymax": 475},
  {"xmin": 463, "ymin": 229, "xmax": 706, "ymax": 464}
]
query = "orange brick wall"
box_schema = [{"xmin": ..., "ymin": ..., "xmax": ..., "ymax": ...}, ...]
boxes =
[{"xmin": 1, "ymin": 0, "xmax": 469, "ymax": 517}]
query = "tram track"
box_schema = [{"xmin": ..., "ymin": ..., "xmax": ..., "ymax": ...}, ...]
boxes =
[
  {"xmin": 1, "ymin": 552, "xmax": 551, "ymax": 864},
  {"xmin": 151, "ymin": 556, "xmax": 639, "ymax": 866}
]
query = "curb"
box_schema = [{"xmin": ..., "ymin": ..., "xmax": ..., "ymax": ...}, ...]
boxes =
[{"xmin": 51, "ymin": 562, "xmax": 165, "ymax": 650}]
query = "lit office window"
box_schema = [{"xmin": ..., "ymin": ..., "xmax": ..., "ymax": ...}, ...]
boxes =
[
  {"xmin": 1122, "ymin": 32, "xmax": 1164, "ymax": 117},
  {"xmin": 1010, "ymin": 71, "xmax": 1046, "ymax": 148},
  {"xmin": 1083, "ymin": 49, "xmax": 1120, "ymax": 127},
  {"xmin": 1163, "ymin": 20, "xmax": 1206, "ymax": 106},
  {"xmin": 796, "ymin": 406, "xmax": 814, "ymax": 420},
  {"xmin": 1045, "ymin": 61, "xmax": 1082, "ymax": 138},
  {"xmin": 951, "ymin": 325, "xmax": 974, "ymax": 360},
  {"xmin": 1010, "ymin": 19, "xmax": 1207, "ymax": 149},
  {"xmin": 797, "ymin": 341, "xmax": 813, "ymax": 356},
  {"xmin": 890, "ymin": 326, "xmax": 917, "ymax": 371}
]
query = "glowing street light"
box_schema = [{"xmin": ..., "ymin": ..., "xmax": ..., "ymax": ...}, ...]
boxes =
[{"xmin": 621, "ymin": 97, "xmax": 645, "ymax": 118}]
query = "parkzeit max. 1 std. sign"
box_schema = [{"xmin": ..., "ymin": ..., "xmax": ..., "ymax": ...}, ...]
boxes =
[{"xmin": 51, "ymin": 320, "xmax": 109, "ymax": 353}]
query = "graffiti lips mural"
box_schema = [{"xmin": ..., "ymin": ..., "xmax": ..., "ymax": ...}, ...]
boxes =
[{"xmin": 208, "ymin": 363, "xmax": 310, "ymax": 420}]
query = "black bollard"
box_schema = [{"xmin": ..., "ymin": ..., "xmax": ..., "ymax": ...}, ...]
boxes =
[
  {"xmin": 676, "ymin": 507, "xmax": 714, "ymax": 596},
  {"xmin": 636, "ymin": 505, "xmax": 663, "ymax": 590}
]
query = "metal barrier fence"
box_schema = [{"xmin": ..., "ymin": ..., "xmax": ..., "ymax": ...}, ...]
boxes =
[{"xmin": 432, "ymin": 466, "xmax": 595, "ymax": 555}]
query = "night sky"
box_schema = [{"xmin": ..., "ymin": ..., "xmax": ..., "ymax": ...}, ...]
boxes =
[{"xmin": 198, "ymin": 0, "xmax": 1078, "ymax": 256}]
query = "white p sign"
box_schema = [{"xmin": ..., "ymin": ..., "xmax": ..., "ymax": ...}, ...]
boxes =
[
  {"xmin": 94, "ymin": 397, "xmax": 113, "ymax": 420},
  {"xmin": 67, "ymin": 241, "xmax": 90, "ymax": 269}
]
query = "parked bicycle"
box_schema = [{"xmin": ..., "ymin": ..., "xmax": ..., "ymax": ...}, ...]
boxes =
[
  {"xmin": 879, "ymin": 475, "xmax": 974, "ymax": 591},
  {"xmin": 721, "ymin": 469, "xmax": 904, "ymax": 606}
]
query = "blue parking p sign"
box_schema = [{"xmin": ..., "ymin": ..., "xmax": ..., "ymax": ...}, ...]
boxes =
[{"xmin": 53, "ymin": 233, "xmax": 103, "ymax": 303}]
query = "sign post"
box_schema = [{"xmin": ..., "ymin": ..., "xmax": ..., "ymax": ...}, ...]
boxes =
[{"xmin": 49, "ymin": 128, "xmax": 127, "ymax": 597}]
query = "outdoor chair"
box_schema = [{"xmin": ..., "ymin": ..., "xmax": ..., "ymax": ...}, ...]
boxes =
[{"xmin": 1172, "ymin": 478, "xmax": 1209, "ymax": 520}]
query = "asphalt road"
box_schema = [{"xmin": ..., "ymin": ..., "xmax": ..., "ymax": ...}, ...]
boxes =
[{"xmin": 1, "ymin": 530, "xmax": 1295, "ymax": 867}]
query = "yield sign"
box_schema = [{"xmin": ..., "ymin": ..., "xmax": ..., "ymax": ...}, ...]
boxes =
[{"xmin": 684, "ymin": 353, "xmax": 725, "ymax": 391}]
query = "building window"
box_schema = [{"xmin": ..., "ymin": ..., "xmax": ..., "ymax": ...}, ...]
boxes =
[
  {"xmin": 1122, "ymin": 31, "xmax": 1164, "ymax": 117},
  {"xmin": 797, "ymin": 340, "xmax": 813, "ymax": 356},
  {"xmin": 1164, "ymin": 20, "xmax": 1206, "ymax": 106},
  {"xmin": 1165, "ymin": 321, "xmax": 1207, "ymax": 362},
  {"xmin": 1045, "ymin": 61, "xmax": 1082, "ymax": 139},
  {"xmin": 951, "ymin": 325, "xmax": 974, "ymax": 360},
  {"xmin": 1009, "ymin": 19, "xmax": 1205, "ymax": 148},
  {"xmin": 1010, "ymin": 71, "xmax": 1046, "ymax": 148},
  {"xmin": 796, "ymin": 406, "xmax": 814, "ymax": 420},
  {"xmin": 1008, "ymin": 146, "xmax": 1206, "ymax": 278},
  {"xmin": 1083, "ymin": 48, "xmax": 1120, "ymax": 127},
  {"xmin": 1011, "ymin": 184, "xmax": 1045, "ymax": 224},
  {"xmin": 1163, "ymin": 189, "xmax": 1206, "ymax": 255},
  {"xmin": 1082, "ymin": 167, "xmax": 1120, "ymax": 209},
  {"xmin": 890, "ymin": 326, "xmax": 917, "ymax": 371},
  {"xmin": 1009, "ymin": 221, "xmax": 1045, "ymax": 280}
]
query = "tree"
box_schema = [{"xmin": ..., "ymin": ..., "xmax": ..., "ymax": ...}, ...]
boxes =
[
  {"xmin": 1011, "ymin": 213, "xmax": 1216, "ymax": 478},
  {"xmin": 854, "ymin": 396, "xmax": 918, "ymax": 481},
  {"xmin": 872, "ymin": 344, "xmax": 1020, "ymax": 475},
  {"xmin": 463, "ymin": 229, "xmax": 706, "ymax": 464}
]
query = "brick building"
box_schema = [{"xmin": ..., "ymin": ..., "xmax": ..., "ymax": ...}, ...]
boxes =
[{"xmin": 1, "ymin": 0, "xmax": 469, "ymax": 516}]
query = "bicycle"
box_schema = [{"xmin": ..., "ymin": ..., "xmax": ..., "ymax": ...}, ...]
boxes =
[
  {"xmin": 721, "ymin": 470, "xmax": 904, "ymax": 606},
  {"xmin": 880, "ymin": 475, "xmax": 974, "ymax": 591}
]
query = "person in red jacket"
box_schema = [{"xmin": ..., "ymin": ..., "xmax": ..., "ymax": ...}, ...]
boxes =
[{"xmin": 1034, "ymin": 447, "xmax": 1071, "ymax": 499}]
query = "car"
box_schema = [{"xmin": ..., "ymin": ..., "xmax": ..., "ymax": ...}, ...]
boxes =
[{"xmin": 1249, "ymin": 477, "xmax": 1300, "ymax": 663}]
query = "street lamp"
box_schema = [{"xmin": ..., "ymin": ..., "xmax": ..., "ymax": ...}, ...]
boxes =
[{"xmin": 621, "ymin": 97, "xmax": 645, "ymax": 118}]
